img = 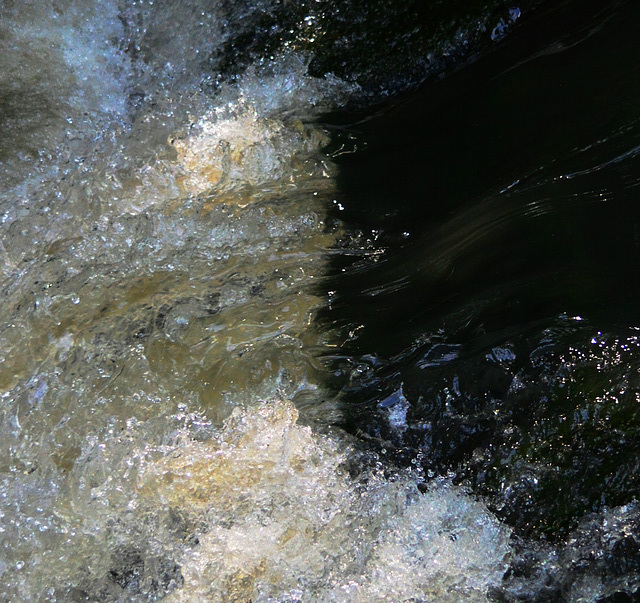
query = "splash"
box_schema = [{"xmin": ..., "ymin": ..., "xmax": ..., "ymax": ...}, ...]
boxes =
[
  {"xmin": 54, "ymin": 399, "xmax": 511, "ymax": 601},
  {"xmin": 0, "ymin": 1, "xmax": 520, "ymax": 600}
]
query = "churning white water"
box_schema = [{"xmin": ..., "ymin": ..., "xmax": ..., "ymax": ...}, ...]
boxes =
[{"xmin": 0, "ymin": 1, "xmax": 517, "ymax": 600}]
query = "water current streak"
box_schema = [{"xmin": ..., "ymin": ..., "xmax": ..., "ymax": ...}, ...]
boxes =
[{"xmin": 323, "ymin": 0, "xmax": 640, "ymax": 599}]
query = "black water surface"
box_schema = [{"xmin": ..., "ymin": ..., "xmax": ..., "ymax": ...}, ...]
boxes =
[{"xmin": 322, "ymin": 0, "xmax": 640, "ymax": 547}]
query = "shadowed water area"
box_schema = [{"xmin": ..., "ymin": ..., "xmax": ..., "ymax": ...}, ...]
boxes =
[
  {"xmin": 1, "ymin": 0, "xmax": 639, "ymax": 600},
  {"xmin": 322, "ymin": 0, "xmax": 640, "ymax": 598}
]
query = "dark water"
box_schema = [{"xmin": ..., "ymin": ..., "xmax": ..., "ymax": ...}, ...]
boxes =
[{"xmin": 322, "ymin": 0, "xmax": 640, "ymax": 595}]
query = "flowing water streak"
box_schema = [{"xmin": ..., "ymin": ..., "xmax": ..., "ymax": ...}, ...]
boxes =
[
  {"xmin": 322, "ymin": 0, "xmax": 640, "ymax": 599},
  {"xmin": 1, "ymin": 1, "xmax": 514, "ymax": 600}
]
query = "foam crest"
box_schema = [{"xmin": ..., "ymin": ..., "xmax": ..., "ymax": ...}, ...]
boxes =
[
  {"xmin": 0, "ymin": 394, "xmax": 511, "ymax": 601},
  {"xmin": 169, "ymin": 104, "xmax": 329, "ymax": 199},
  {"xmin": 133, "ymin": 401, "xmax": 512, "ymax": 602},
  {"xmin": 160, "ymin": 52, "xmax": 355, "ymax": 203}
]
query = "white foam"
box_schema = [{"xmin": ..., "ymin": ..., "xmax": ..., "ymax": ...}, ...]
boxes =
[{"xmin": 140, "ymin": 400, "xmax": 512, "ymax": 602}]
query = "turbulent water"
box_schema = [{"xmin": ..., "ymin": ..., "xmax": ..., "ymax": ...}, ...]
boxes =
[{"xmin": 1, "ymin": 0, "xmax": 639, "ymax": 601}]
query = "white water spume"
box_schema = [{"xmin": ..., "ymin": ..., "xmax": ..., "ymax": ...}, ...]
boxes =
[
  {"xmin": 1, "ymin": 2, "xmax": 513, "ymax": 600},
  {"xmin": 144, "ymin": 401, "xmax": 511, "ymax": 602}
]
